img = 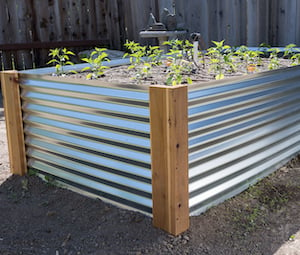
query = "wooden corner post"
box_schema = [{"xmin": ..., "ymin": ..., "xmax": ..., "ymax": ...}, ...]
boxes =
[
  {"xmin": 1, "ymin": 71, "xmax": 27, "ymax": 175},
  {"xmin": 150, "ymin": 85, "xmax": 189, "ymax": 235}
]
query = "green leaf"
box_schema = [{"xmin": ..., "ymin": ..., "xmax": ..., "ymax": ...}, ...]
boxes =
[
  {"xmin": 47, "ymin": 59, "xmax": 58, "ymax": 64},
  {"xmin": 81, "ymin": 66, "xmax": 91, "ymax": 72},
  {"xmin": 186, "ymin": 77, "xmax": 193, "ymax": 84},
  {"xmin": 215, "ymin": 73, "xmax": 224, "ymax": 80},
  {"xmin": 166, "ymin": 76, "xmax": 172, "ymax": 85},
  {"xmin": 81, "ymin": 58, "xmax": 90, "ymax": 63},
  {"xmin": 66, "ymin": 50, "xmax": 75, "ymax": 55},
  {"xmin": 86, "ymin": 73, "xmax": 93, "ymax": 79}
]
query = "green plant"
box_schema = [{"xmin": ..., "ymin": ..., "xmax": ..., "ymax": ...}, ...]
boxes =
[
  {"xmin": 289, "ymin": 235, "xmax": 296, "ymax": 241},
  {"xmin": 290, "ymin": 52, "xmax": 300, "ymax": 66},
  {"xmin": 235, "ymin": 46, "xmax": 263, "ymax": 73},
  {"xmin": 165, "ymin": 59, "xmax": 193, "ymax": 86},
  {"xmin": 163, "ymin": 39, "xmax": 194, "ymax": 85},
  {"xmin": 21, "ymin": 178, "xmax": 29, "ymax": 191},
  {"xmin": 206, "ymin": 40, "xmax": 235, "ymax": 80},
  {"xmin": 147, "ymin": 45, "xmax": 163, "ymax": 65},
  {"xmin": 164, "ymin": 39, "xmax": 194, "ymax": 62},
  {"xmin": 28, "ymin": 168, "xmax": 38, "ymax": 176},
  {"xmin": 284, "ymin": 44, "xmax": 300, "ymax": 66},
  {"xmin": 47, "ymin": 48, "xmax": 76, "ymax": 75},
  {"xmin": 44, "ymin": 175, "xmax": 57, "ymax": 186},
  {"xmin": 123, "ymin": 40, "xmax": 163, "ymax": 84},
  {"xmin": 124, "ymin": 40, "xmax": 147, "ymax": 66},
  {"xmin": 268, "ymin": 48, "xmax": 280, "ymax": 70},
  {"xmin": 284, "ymin": 43, "xmax": 297, "ymax": 57},
  {"xmin": 81, "ymin": 47, "xmax": 110, "ymax": 79}
]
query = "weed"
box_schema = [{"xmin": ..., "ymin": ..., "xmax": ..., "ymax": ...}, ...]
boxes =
[
  {"xmin": 47, "ymin": 48, "xmax": 76, "ymax": 75},
  {"xmin": 81, "ymin": 47, "xmax": 110, "ymax": 79},
  {"xmin": 289, "ymin": 234, "xmax": 296, "ymax": 241},
  {"xmin": 255, "ymin": 181, "xmax": 294, "ymax": 211},
  {"xmin": 21, "ymin": 178, "xmax": 28, "ymax": 191},
  {"xmin": 44, "ymin": 175, "xmax": 57, "ymax": 186},
  {"xmin": 232, "ymin": 203, "xmax": 264, "ymax": 233},
  {"xmin": 28, "ymin": 168, "xmax": 38, "ymax": 176}
]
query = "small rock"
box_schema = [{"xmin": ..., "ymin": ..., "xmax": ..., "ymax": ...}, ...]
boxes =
[
  {"xmin": 162, "ymin": 240, "xmax": 168, "ymax": 246},
  {"xmin": 46, "ymin": 211, "xmax": 56, "ymax": 217},
  {"xmin": 183, "ymin": 235, "xmax": 190, "ymax": 241}
]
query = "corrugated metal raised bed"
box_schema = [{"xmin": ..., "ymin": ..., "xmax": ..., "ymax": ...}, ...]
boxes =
[
  {"xmin": 1, "ymin": 60, "xmax": 300, "ymax": 235},
  {"xmin": 188, "ymin": 66, "xmax": 300, "ymax": 215},
  {"xmin": 21, "ymin": 74, "xmax": 152, "ymax": 214}
]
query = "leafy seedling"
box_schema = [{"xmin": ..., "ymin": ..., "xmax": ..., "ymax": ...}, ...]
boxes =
[
  {"xmin": 47, "ymin": 48, "xmax": 76, "ymax": 75},
  {"xmin": 124, "ymin": 40, "xmax": 163, "ymax": 84},
  {"xmin": 206, "ymin": 40, "xmax": 235, "ymax": 80},
  {"xmin": 235, "ymin": 46, "xmax": 263, "ymax": 73},
  {"xmin": 164, "ymin": 39, "xmax": 194, "ymax": 85},
  {"xmin": 268, "ymin": 48, "xmax": 280, "ymax": 70},
  {"xmin": 81, "ymin": 47, "xmax": 110, "ymax": 79},
  {"xmin": 284, "ymin": 44, "xmax": 300, "ymax": 66}
]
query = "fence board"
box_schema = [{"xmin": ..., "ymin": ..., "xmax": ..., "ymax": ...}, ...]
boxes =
[{"xmin": 2, "ymin": 0, "xmax": 300, "ymax": 70}]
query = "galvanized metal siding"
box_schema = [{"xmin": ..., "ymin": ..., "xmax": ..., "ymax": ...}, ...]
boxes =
[
  {"xmin": 188, "ymin": 66, "xmax": 300, "ymax": 215},
  {"xmin": 20, "ymin": 74, "xmax": 152, "ymax": 214}
]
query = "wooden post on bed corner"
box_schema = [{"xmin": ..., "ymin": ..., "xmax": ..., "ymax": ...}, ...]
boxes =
[
  {"xmin": 1, "ymin": 71, "xmax": 27, "ymax": 175},
  {"xmin": 150, "ymin": 84, "xmax": 189, "ymax": 235}
]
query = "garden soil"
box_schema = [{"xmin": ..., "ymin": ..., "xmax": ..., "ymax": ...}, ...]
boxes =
[{"xmin": 1, "ymin": 64, "xmax": 300, "ymax": 254}]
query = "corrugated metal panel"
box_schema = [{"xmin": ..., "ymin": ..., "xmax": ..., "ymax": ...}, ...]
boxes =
[
  {"xmin": 19, "ymin": 74, "xmax": 152, "ymax": 214},
  {"xmin": 188, "ymin": 66, "xmax": 300, "ymax": 215}
]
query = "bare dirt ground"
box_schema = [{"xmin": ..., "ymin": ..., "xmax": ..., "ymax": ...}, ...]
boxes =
[{"xmin": 0, "ymin": 87, "xmax": 300, "ymax": 254}]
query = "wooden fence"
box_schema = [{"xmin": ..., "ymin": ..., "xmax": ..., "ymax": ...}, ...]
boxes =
[
  {"xmin": 174, "ymin": 0, "xmax": 300, "ymax": 48},
  {"xmin": 1, "ymin": 0, "xmax": 300, "ymax": 70},
  {"xmin": 0, "ymin": 0, "xmax": 127, "ymax": 69}
]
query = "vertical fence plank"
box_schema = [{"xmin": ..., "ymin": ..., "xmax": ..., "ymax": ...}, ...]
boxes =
[
  {"xmin": 52, "ymin": 0, "xmax": 63, "ymax": 41},
  {"xmin": 150, "ymin": 85, "xmax": 189, "ymax": 235},
  {"xmin": 281, "ymin": 0, "xmax": 297, "ymax": 45},
  {"xmin": 277, "ymin": 0, "xmax": 288, "ymax": 46},
  {"xmin": 269, "ymin": 0, "xmax": 278, "ymax": 46},
  {"xmin": 1, "ymin": 71, "xmax": 27, "ymax": 175},
  {"xmin": 3, "ymin": 0, "xmax": 300, "ymax": 69},
  {"xmin": 105, "ymin": 0, "xmax": 122, "ymax": 49},
  {"xmin": 246, "ymin": 0, "xmax": 259, "ymax": 46},
  {"xmin": 95, "ymin": 0, "xmax": 109, "ymax": 40},
  {"xmin": 123, "ymin": 0, "xmax": 157, "ymax": 43},
  {"xmin": 206, "ymin": 0, "xmax": 218, "ymax": 44}
]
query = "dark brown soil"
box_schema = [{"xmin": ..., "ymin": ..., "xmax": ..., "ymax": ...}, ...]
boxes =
[
  {"xmin": 0, "ymin": 158, "xmax": 299, "ymax": 255},
  {"xmin": 1, "ymin": 60, "xmax": 300, "ymax": 254}
]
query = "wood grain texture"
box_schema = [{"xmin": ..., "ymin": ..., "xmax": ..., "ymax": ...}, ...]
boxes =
[
  {"xmin": 150, "ymin": 85, "xmax": 189, "ymax": 235},
  {"xmin": 1, "ymin": 71, "xmax": 27, "ymax": 175},
  {"xmin": 2, "ymin": 0, "xmax": 300, "ymax": 69}
]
